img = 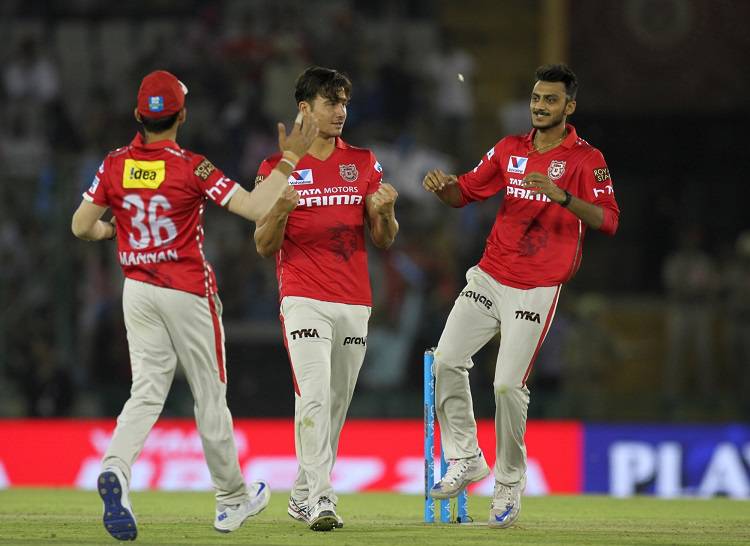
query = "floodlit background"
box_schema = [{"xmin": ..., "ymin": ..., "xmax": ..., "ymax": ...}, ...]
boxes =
[{"xmin": 1, "ymin": 0, "xmax": 748, "ymax": 426}]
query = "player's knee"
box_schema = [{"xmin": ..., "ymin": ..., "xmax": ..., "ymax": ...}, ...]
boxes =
[{"xmin": 433, "ymin": 350, "xmax": 471, "ymax": 373}]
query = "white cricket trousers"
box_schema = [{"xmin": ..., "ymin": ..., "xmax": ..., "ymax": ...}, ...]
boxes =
[
  {"xmin": 280, "ymin": 296, "xmax": 370, "ymax": 508},
  {"xmin": 102, "ymin": 278, "xmax": 248, "ymax": 506},
  {"xmin": 434, "ymin": 266, "xmax": 561, "ymax": 486}
]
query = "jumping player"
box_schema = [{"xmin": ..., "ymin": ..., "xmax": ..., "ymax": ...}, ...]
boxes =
[
  {"xmin": 423, "ymin": 64, "xmax": 619, "ymax": 528},
  {"xmin": 254, "ymin": 66, "xmax": 398, "ymax": 531},
  {"xmin": 71, "ymin": 70, "xmax": 317, "ymax": 540}
]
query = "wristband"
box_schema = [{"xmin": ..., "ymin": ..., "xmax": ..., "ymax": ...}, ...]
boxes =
[
  {"xmin": 282, "ymin": 150, "xmax": 300, "ymax": 164},
  {"xmin": 278, "ymin": 157, "xmax": 296, "ymax": 170},
  {"xmin": 559, "ymin": 190, "xmax": 572, "ymax": 208}
]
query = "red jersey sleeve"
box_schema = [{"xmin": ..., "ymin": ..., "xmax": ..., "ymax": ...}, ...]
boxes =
[
  {"xmin": 192, "ymin": 155, "xmax": 239, "ymax": 207},
  {"xmin": 367, "ymin": 153, "xmax": 383, "ymax": 195},
  {"xmin": 255, "ymin": 158, "xmax": 277, "ymax": 186},
  {"xmin": 577, "ymin": 149, "xmax": 620, "ymax": 236},
  {"xmin": 456, "ymin": 140, "xmax": 507, "ymax": 205},
  {"xmin": 82, "ymin": 160, "xmax": 111, "ymax": 207}
]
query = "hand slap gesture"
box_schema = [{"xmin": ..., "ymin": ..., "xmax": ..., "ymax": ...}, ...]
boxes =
[{"xmin": 278, "ymin": 112, "xmax": 318, "ymax": 159}]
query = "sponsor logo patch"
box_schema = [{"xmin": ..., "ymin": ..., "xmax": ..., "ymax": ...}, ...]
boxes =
[
  {"xmin": 254, "ymin": 175, "xmax": 265, "ymax": 187},
  {"xmin": 88, "ymin": 175, "xmax": 100, "ymax": 194},
  {"xmin": 343, "ymin": 336, "xmax": 367, "ymax": 346},
  {"xmin": 593, "ymin": 167, "xmax": 610, "ymax": 183},
  {"xmin": 339, "ymin": 164, "xmax": 359, "ymax": 182},
  {"xmin": 507, "ymin": 156, "xmax": 528, "ymax": 174},
  {"xmin": 547, "ymin": 160, "xmax": 566, "ymax": 181},
  {"xmin": 194, "ymin": 159, "xmax": 216, "ymax": 181},
  {"xmin": 148, "ymin": 96, "xmax": 164, "ymax": 112},
  {"xmin": 288, "ymin": 169, "xmax": 314, "ymax": 186},
  {"xmin": 122, "ymin": 159, "xmax": 166, "ymax": 189}
]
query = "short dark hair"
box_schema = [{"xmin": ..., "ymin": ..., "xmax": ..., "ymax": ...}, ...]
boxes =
[
  {"xmin": 294, "ymin": 66, "xmax": 352, "ymax": 105},
  {"xmin": 139, "ymin": 112, "xmax": 180, "ymax": 133},
  {"xmin": 535, "ymin": 64, "xmax": 578, "ymax": 100}
]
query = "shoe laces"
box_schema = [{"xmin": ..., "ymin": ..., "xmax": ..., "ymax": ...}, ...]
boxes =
[
  {"xmin": 493, "ymin": 483, "xmax": 515, "ymax": 509},
  {"xmin": 317, "ymin": 495, "xmax": 335, "ymax": 508},
  {"xmin": 442, "ymin": 458, "xmax": 473, "ymax": 485}
]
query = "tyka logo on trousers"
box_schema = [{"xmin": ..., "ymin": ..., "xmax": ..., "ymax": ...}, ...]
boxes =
[
  {"xmin": 290, "ymin": 328, "xmax": 320, "ymax": 340},
  {"xmin": 515, "ymin": 310, "xmax": 541, "ymax": 323}
]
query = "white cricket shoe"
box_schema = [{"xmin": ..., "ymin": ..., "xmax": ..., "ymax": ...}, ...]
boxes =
[
  {"xmin": 308, "ymin": 496, "xmax": 338, "ymax": 532},
  {"xmin": 430, "ymin": 452, "xmax": 490, "ymax": 499},
  {"xmin": 214, "ymin": 480, "xmax": 271, "ymax": 533},
  {"xmin": 98, "ymin": 466, "xmax": 137, "ymax": 541},
  {"xmin": 488, "ymin": 477, "xmax": 525, "ymax": 528},
  {"xmin": 290, "ymin": 497, "xmax": 344, "ymax": 528}
]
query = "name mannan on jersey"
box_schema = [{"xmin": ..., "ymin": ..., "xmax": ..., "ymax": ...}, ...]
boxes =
[
  {"xmin": 257, "ymin": 138, "xmax": 382, "ymax": 306},
  {"xmin": 84, "ymin": 133, "xmax": 239, "ymax": 297},
  {"xmin": 458, "ymin": 124, "xmax": 620, "ymax": 288}
]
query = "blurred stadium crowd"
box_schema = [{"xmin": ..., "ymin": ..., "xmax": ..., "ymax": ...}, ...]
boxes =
[{"xmin": 1, "ymin": 0, "xmax": 748, "ymax": 422}]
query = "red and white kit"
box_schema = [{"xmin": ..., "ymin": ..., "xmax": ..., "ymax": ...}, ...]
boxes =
[
  {"xmin": 84, "ymin": 133, "xmax": 250, "ymax": 506},
  {"xmin": 257, "ymin": 137, "xmax": 381, "ymax": 508},
  {"xmin": 434, "ymin": 124, "xmax": 620, "ymax": 486}
]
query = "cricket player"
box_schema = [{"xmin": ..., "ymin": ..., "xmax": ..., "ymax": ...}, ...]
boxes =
[
  {"xmin": 71, "ymin": 70, "xmax": 317, "ymax": 540},
  {"xmin": 254, "ymin": 66, "xmax": 398, "ymax": 531},
  {"xmin": 423, "ymin": 64, "xmax": 619, "ymax": 527}
]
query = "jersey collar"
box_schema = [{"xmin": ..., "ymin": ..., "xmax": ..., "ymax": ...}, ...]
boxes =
[
  {"xmin": 130, "ymin": 132, "xmax": 182, "ymax": 151},
  {"xmin": 525, "ymin": 123, "xmax": 578, "ymax": 152}
]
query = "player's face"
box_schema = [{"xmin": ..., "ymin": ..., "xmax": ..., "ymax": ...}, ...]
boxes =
[
  {"xmin": 530, "ymin": 81, "xmax": 575, "ymax": 130},
  {"xmin": 305, "ymin": 89, "xmax": 349, "ymax": 138}
]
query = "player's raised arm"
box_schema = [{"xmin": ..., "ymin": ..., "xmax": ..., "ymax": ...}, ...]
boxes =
[
  {"xmin": 227, "ymin": 112, "xmax": 317, "ymax": 222},
  {"xmin": 365, "ymin": 182, "xmax": 399, "ymax": 249}
]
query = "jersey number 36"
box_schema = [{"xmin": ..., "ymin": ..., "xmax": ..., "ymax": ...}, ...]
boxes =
[{"xmin": 122, "ymin": 194, "xmax": 177, "ymax": 249}]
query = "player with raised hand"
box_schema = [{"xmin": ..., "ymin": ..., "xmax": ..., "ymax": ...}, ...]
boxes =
[
  {"xmin": 423, "ymin": 64, "xmax": 619, "ymax": 528},
  {"xmin": 254, "ymin": 66, "xmax": 398, "ymax": 532},
  {"xmin": 71, "ymin": 70, "xmax": 316, "ymax": 541}
]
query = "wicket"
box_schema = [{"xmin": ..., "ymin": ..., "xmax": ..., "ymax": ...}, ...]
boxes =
[{"xmin": 424, "ymin": 349, "xmax": 470, "ymax": 523}]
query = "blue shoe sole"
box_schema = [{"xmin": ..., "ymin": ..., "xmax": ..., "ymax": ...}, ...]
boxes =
[{"xmin": 98, "ymin": 471, "xmax": 137, "ymax": 541}]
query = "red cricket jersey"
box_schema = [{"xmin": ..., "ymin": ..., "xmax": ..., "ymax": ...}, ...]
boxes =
[
  {"xmin": 83, "ymin": 133, "xmax": 239, "ymax": 297},
  {"xmin": 458, "ymin": 124, "xmax": 619, "ymax": 288},
  {"xmin": 257, "ymin": 138, "xmax": 382, "ymax": 306}
]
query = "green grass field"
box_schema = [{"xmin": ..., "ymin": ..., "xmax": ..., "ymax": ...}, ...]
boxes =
[{"xmin": 0, "ymin": 489, "xmax": 748, "ymax": 545}]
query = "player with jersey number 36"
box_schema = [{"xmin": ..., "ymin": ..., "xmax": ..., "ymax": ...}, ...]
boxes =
[
  {"xmin": 422, "ymin": 64, "xmax": 620, "ymax": 528},
  {"xmin": 71, "ymin": 70, "xmax": 317, "ymax": 541}
]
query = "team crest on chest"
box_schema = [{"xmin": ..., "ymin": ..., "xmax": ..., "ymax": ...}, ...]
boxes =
[
  {"xmin": 547, "ymin": 160, "xmax": 566, "ymax": 180},
  {"xmin": 339, "ymin": 164, "xmax": 358, "ymax": 182}
]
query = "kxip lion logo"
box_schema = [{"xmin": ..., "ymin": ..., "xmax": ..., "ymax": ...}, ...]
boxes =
[
  {"xmin": 339, "ymin": 164, "xmax": 358, "ymax": 182},
  {"xmin": 547, "ymin": 160, "xmax": 566, "ymax": 181}
]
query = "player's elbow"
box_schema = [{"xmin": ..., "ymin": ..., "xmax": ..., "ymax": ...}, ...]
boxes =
[
  {"xmin": 598, "ymin": 211, "xmax": 619, "ymax": 236},
  {"xmin": 71, "ymin": 214, "xmax": 92, "ymax": 240}
]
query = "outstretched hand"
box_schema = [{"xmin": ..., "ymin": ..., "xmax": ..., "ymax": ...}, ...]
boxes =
[
  {"xmin": 422, "ymin": 169, "xmax": 457, "ymax": 193},
  {"xmin": 278, "ymin": 112, "xmax": 318, "ymax": 159}
]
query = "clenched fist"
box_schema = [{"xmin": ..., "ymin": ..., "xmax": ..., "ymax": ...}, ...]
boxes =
[
  {"xmin": 422, "ymin": 169, "xmax": 457, "ymax": 192},
  {"xmin": 370, "ymin": 183, "xmax": 398, "ymax": 216},
  {"xmin": 272, "ymin": 185, "xmax": 300, "ymax": 215}
]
